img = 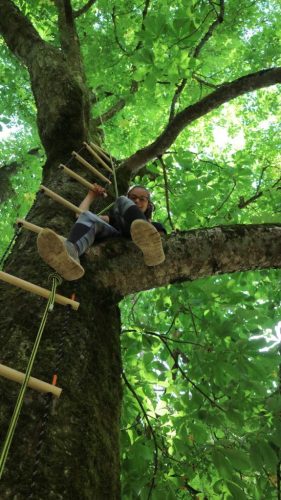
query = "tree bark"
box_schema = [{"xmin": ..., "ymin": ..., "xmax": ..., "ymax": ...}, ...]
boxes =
[
  {"xmin": 0, "ymin": 190, "xmax": 123, "ymax": 498},
  {"xmin": 0, "ymin": 0, "xmax": 90, "ymax": 160},
  {"xmin": 87, "ymin": 223, "xmax": 281, "ymax": 296}
]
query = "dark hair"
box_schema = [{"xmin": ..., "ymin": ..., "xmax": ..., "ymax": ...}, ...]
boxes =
[{"xmin": 127, "ymin": 185, "xmax": 155, "ymax": 220}]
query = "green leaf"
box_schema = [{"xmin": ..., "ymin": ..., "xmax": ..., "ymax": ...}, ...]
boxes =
[
  {"xmin": 212, "ymin": 450, "xmax": 234, "ymax": 480},
  {"xmin": 226, "ymin": 480, "xmax": 248, "ymax": 500}
]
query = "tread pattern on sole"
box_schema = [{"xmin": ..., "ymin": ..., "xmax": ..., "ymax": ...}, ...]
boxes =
[
  {"xmin": 130, "ymin": 220, "xmax": 165, "ymax": 266},
  {"xmin": 37, "ymin": 229, "xmax": 84, "ymax": 281}
]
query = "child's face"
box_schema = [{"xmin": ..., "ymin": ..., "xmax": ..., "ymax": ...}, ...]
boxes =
[{"xmin": 128, "ymin": 187, "xmax": 149, "ymax": 213}]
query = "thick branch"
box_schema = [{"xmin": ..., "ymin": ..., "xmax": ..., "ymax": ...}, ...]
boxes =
[
  {"xmin": 92, "ymin": 99, "xmax": 126, "ymax": 126},
  {"xmin": 0, "ymin": 0, "xmax": 45, "ymax": 64},
  {"xmin": 87, "ymin": 223, "xmax": 281, "ymax": 297},
  {"xmin": 93, "ymin": 79, "xmax": 139, "ymax": 125},
  {"xmin": 122, "ymin": 67, "xmax": 281, "ymax": 174},
  {"xmin": 0, "ymin": 0, "xmax": 90, "ymax": 158},
  {"xmin": 74, "ymin": 0, "xmax": 97, "ymax": 18},
  {"xmin": 54, "ymin": 0, "xmax": 85, "ymax": 78}
]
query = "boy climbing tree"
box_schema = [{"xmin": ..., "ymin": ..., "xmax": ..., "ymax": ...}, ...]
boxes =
[{"xmin": 37, "ymin": 184, "xmax": 166, "ymax": 280}]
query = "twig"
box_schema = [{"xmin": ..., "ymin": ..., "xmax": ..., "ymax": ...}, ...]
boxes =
[
  {"xmin": 122, "ymin": 372, "xmax": 158, "ymax": 499},
  {"xmin": 193, "ymin": 0, "xmax": 225, "ymax": 58},
  {"xmin": 74, "ymin": 0, "xmax": 97, "ymax": 18},
  {"xmin": 111, "ymin": 6, "xmax": 130, "ymax": 54},
  {"xmin": 167, "ymin": 0, "xmax": 224, "ymax": 118},
  {"xmin": 157, "ymin": 156, "xmax": 175, "ymax": 229},
  {"xmin": 169, "ymin": 79, "xmax": 187, "ymax": 123},
  {"xmin": 213, "ymin": 178, "xmax": 236, "ymax": 215},
  {"xmin": 135, "ymin": 0, "xmax": 151, "ymax": 51},
  {"xmin": 142, "ymin": 330, "xmax": 207, "ymax": 348},
  {"xmin": 238, "ymin": 165, "xmax": 268, "ymax": 209},
  {"xmin": 238, "ymin": 191, "xmax": 263, "ymax": 209},
  {"xmin": 193, "ymin": 74, "xmax": 219, "ymax": 89},
  {"xmin": 272, "ymin": 175, "xmax": 281, "ymax": 189},
  {"xmin": 93, "ymin": 98, "xmax": 126, "ymax": 126},
  {"xmin": 159, "ymin": 336, "xmax": 224, "ymax": 410},
  {"xmin": 165, "ymin": 310, "xmax": 180, "ymax": 336},
  {"xmin": 187, "ymin": 303, "xmax": 200, "ymax": 336}
]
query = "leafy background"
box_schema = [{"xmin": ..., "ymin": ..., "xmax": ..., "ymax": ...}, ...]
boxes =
[{"xmin": 0, "ymin": 0, "xmax": 281, "ymax": 498}]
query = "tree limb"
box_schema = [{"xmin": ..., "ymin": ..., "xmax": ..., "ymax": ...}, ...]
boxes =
[
  {"xmin": 54, "ymin": 0, "xmax": 84, "ymax": 74},
  {"xmin": 92, "ymin": 99, "xmax": 126, "ymax": 126},
  {"xmin": 93, "ymin": 79, "xmax": 139, "ymax": 125},
  {"xmin": 158, "ymin": 156, "xmax": 175, "ymax": 230},
  {"xmin": 73, "ymin": 0, "xmax": 97, "ymax": 18},
  {"xmin": 135, "ymin": 0, "xmax": 150, "ymax": 51},
  {"xmin": 121, "ymin": 67, "xmax": 281, "ymax": 174},
  {"xmin": 167, "ymin": 0, "xmax": 224, "ymax": 120},
  {"xmin": 88, "ymin": 223, "xmax": 281, "ymax": 297},
  {"xmin": 193, "ymin": 0, "xmax": 224, "ymax": 58},
  {"xmin": 169, "ymin": 79, "xmax": 187, "ymax": 123},
  {"xmin": 0, "ymin": 0, "xmax": 45, "ymax": 65}
]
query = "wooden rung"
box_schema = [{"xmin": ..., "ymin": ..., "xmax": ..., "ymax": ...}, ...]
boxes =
[
  {"xmin": 17, "ymin": 219, "xmax": 66, "ymax": 241},
  {"xmin": 72, "ymin": 151, "xmax": 111, "ymax": 184},
  {"xmin": 17, "ymin": 219, "xmax": 43, "ymax": 234},
  {"xmin": 90, "ymin": 141, "xmax": 111, "ymax": 161},
  {"xmin": 0, "ymin": 271, "xmax": 80, "ymax": 310},
  {"xmin": 40, "ymin": 185, "xmax": 82, "ymax": 215},
  {"xmin": 83, "ymin": 142, "xmax": 113, "ymax": 174},
  {"xmin": 60, "ymin": 164, "xmax": 107, "ymax": 196},
  {"xmin": 0, "ymin": 363, "xmax": 62, "ymax": 398}
]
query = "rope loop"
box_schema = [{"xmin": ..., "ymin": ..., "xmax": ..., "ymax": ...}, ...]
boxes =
[{"xmin": 48, "ymin": 272, "xmax": 63, "ymax": 286}]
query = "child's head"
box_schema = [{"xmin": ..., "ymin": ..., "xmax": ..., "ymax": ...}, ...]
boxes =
[{"xmin": 127, "ymin": 185, "xmax": 155, "ymax": 219}]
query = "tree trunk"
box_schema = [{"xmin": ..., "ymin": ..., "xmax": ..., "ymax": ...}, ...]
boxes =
[{"xmin": 0, "ymin": 185, "xmax": 122, "ymax": 498}]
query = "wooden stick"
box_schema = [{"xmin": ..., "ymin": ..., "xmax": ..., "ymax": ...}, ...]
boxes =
[
  {"xmin": 16, "ymin": 219, "xmax": 43, "ymax": 234},
  {"xmin": 83, "ymin": 142, "xmax": 113, "ymax": 174},
  {"xmin": 17, "ymin": 219, "xmax": 66, "ymax": 242},
  {"xmin": 60, "ymin": 164, "xmax": 104, "ymax": 192},
  {"xmin": 40, "ymin": 185, "xmax": 82, "ymax": 215},
  {"xmin": 89, "ymin": 141, "xmax": 111, "ymax": 161},
  {"xmin": 0, "ymin": 271, "xmax": 80, "ymax": 310},
  {"xmin": 72, "ymin": 151, "xmax": 111, "ymax": 184},
  {"xmin": 0, "ymin": 363, "xmax": 62, "ymax": 398}
]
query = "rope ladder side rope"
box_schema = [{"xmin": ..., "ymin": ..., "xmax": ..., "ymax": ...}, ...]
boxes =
[{"xmin": 0, "ymin": 273, "xmax": 62, "ymax": 479}]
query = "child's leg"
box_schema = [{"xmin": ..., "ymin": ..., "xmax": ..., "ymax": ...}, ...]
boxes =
[
  {"xmin": 113, "ymin": 196, "xmax": 165, "ymax": 266},
  {"xmin": 37, "ymin": 212, "xmax": 119, "ymax": 281},
  {"xmin": 111, "ymin": 196, "xmax": 146, "ymax": 237},
  {"xmin": 68, "ymin": 211, "xmax": 120, "ymax": 256}
]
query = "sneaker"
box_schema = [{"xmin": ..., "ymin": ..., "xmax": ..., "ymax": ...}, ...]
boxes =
[
  {"xmin": 37, "ymin": 228, "xmax": 85, "ymax": 281},
  {"xmin": 130, "ymin": 220, "xmax": 165, "ymax": 266}
]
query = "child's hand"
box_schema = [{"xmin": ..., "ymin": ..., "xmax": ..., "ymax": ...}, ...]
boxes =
[{"xmin": 89, "ymin": 184, "xmax": 107, "ymax": 198}]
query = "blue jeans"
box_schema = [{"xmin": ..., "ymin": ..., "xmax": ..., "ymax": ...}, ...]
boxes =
[{"xmin": 68, "ymin": 196, "xmax": 145, "ymax": 256}]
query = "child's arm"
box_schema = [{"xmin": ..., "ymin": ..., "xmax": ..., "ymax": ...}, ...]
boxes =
[{"xmin": 78, "ymin": 184, "xmax": 107, "ymax": 213}]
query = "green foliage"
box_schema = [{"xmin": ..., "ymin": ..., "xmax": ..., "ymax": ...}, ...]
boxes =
[
  {"xmin": 121, "ymin": 272, "xmax": 280, "ymax": 498},
  {"xmin": 0, "ymin": 0, "xmax": 281, "ymax": 498}
]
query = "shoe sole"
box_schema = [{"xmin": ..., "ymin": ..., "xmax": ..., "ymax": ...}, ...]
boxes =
[
  {"xmin": 37, "ymin": 228, "xmax": 85, "ymax": 281},
  {"xmin": 130, "ymin": 220, "xmax": 165, "ymax": 266}
]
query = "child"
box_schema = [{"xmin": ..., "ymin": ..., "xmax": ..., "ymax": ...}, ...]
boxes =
[{"xmin": 37, "ymin": 185, "xmax": 166, "ymax": 281}]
